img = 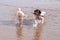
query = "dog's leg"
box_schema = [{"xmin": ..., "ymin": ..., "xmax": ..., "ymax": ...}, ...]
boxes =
[
  {"xmin": 19, "ymin": 19, "xmax": 23, "ymax": 25},
  {"xmin": 33, "ymin": 20, "xmax": 38, "ymax": 27},
  {"xmin": 41, "ymin": 17, "xmax": 44, "ymax": 24},
  {"xmin": 17, "ymin": 15, "xmax": 23, "ymax": 26}
]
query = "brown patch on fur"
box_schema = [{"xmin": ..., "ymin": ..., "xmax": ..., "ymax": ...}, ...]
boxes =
[
  {"xmin": 33, "ymin": 9, "xmax": 42, "ymax": 20},
  {"xmin": 33, "ymin": 9, "xmax": 41, "ymax": 16}
]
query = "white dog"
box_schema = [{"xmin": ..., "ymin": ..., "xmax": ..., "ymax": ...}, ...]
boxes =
[
  {"xmin": 33, "ymin": 9, "xmax": 46, "ymax": 27},
  {"xmin": 16, "ymin": 8, "xmax": 26, "ymax": 25}
]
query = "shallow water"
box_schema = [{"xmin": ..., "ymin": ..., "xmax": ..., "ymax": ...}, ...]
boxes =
[{"xmin": 0, "ymin": 0, "xmax": 60, "ymax": 40}]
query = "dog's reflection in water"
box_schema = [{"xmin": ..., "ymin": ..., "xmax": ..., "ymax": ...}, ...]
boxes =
[
  {"xmin": 33, "ymin": 24, "xmax": 43, "ymax": 40},
  {"xmin": 16, "ymin": 23, "xmax": 23, "ymax": 40}
]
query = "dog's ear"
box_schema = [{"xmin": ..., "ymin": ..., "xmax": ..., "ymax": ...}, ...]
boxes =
[
  {"xmin": 34, "ymin": 9, "xmax": 41, "ymax": 13},
  {"xmin": 34, "ymin": 9, "xmax": 39, "ymax": 12},
  {"xmin": 18, "ymin": 8, "xmax": 22, "ymax": 11}
]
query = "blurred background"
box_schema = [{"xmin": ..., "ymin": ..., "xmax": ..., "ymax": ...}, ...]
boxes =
[{"xmin": 0, "ymin": 0, "xmax": 60, "ymax": 40}]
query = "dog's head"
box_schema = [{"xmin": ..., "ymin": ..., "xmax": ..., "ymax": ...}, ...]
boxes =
[
  {"xmin": 17, "ymin": 8, "xmax": 24, "ymax": 16},
  {"xmin": 33, "ymin": 9, "xmax": 41, "ymax": 16},
  {"xmin": 18, "ymin": 8, "xmax": 22, "ymax": 11}
]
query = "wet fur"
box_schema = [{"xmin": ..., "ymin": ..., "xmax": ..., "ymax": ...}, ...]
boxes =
[{"xmin": 33, "ymin": 9, "xmax": 45, "ymax": 27}]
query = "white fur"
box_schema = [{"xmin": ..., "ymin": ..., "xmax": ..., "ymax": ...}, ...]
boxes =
[
  {"xmin": 41, "ymin": 11, "xmax": 46, "ymax": 16},
  {"xmin": 41, "ymin": 11, "xmax": 46, "ymax": 24},
  {"xmin": 16, "ymin": 8, "xmax": 25, "ymax": 24},
  {"xmin": 17, "ymin": 8, "xmax": 25, "ymax": 18},
  {"xmin": 33, "ymin": 11, "xmax": 46, "ymax": 27}
]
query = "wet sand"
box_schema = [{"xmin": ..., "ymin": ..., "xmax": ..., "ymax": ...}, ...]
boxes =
[
  {"xmin": 0, "ymin": 0, "xmax": 60, "ymax": 40},
  {"xmin": 0, "ymin": 8, "xmax": 60, "ymax": 40}
]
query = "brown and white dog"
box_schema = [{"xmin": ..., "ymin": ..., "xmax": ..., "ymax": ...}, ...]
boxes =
[
  {"xmin": 33, "ymin": 9, "xmax": 46, "ymax": 27},
  {"xmin": 16, "ymin": 8, "xmax": 26, "ymax": 25}
]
